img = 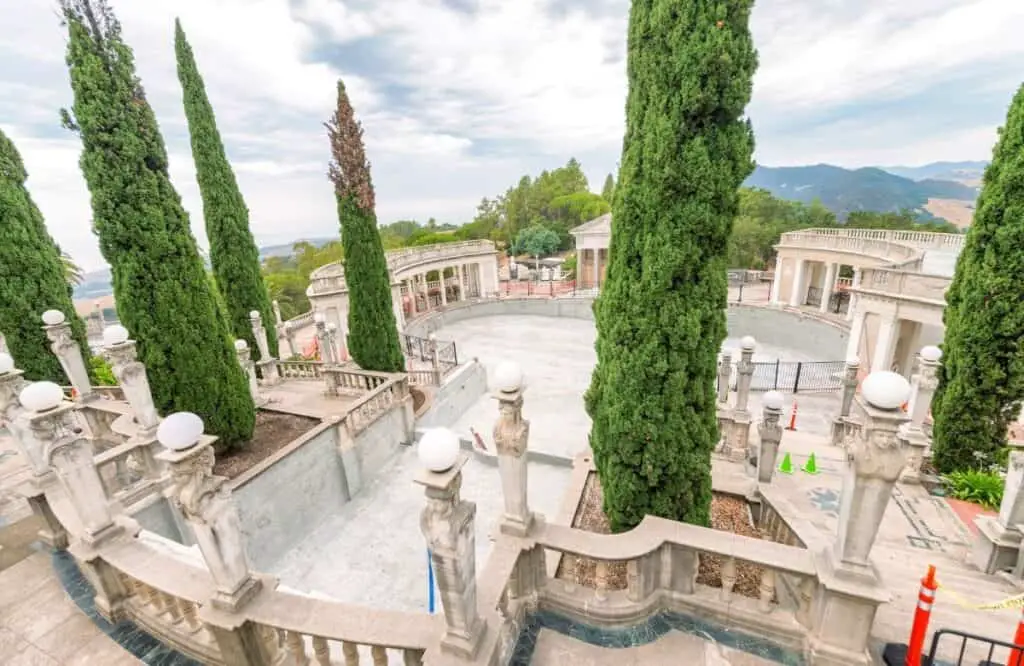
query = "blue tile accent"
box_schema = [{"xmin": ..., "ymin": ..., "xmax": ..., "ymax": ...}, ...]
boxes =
[
  {"xmin": 50, "ymin": 550, "xmax": 203, "ymax": 665},
  {"xmin": 509, "ymin": 609, "xmax": 806, "ymax": 665}
]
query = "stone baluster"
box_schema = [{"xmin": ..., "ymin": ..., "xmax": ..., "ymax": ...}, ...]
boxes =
[
  {"xmin": 102, "ymin": 326, "xmax": 160, "ymax": 434},
  {"xmin": 281, "ymin": 321, "xmax": 297, "ymax": 359},
  {"xmin": 155, "ymin": 412, "xmax": 261, "ymax": 611},
  {"xmin": 755, "ymin": 391, "xmax": 785, "ymax": 484},
  {"xmin": 234, "ymin": 340, "xmax": 264, "ymax": 406},
  {"xmin": 813, "ymin": 371, "xmax": 911, "ymax": 660},
  {"xmin": 0, "ymin": 353, "xmax": 29, "ymax": 453},
  {"xmin": 716, "ymin": 353, "xmax": 731, "ymax": 405},
  {"xmin": 42, "ymin": 309, "xmax": 95, "ymax": 402},
  {"xmin": 831, "ymin": 357, "xmax": 860, "ymax": 448},
  {"xmin": 327, "ymin": 323, "xmax": 341, "ymax": 364},
  {"xmin": 491, "ymin": 362, "xmax": 540, "ymax": 536},
  {"xmin": 314, "ymin": 315, "xmax": 335, "ymax": 365},
  {"xmin": 898, "ymin": 346, "xmax": 941, "ymax": 484},
  {"xmin": 727, "ymin": 337, "xmax": 756, "ymax": 461},
  {"xmin": 976, "ymin": 440, "xmax": 1024, "ymax": 575},
  {"xmin": 250, "ymin": 311, "xmax": 281, "ymax": 385},
  {"xmin": 415, "ymin": 441, "xmax": 485, "ymax": 658},
  {"xmin": 272, "ymin": 300, "xmax": 283, "ymax": 326}
]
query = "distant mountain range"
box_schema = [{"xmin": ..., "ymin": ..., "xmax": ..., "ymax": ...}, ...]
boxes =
[
  {"xmin": 880, "ymin": 161, "xmax": 987, "ymax": 185},
  {"xmin": 744, "ymin": 163, "xmax": 980, "ymax": 221}
]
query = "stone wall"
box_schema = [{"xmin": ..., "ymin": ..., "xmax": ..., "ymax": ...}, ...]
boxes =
[
  {"xmin": 416, "ymin": 360, "xmax": 489, "ymax": 428},
  {"xmin": 337, "ymin": 402, "xmax": 409, "ymax": 499}
]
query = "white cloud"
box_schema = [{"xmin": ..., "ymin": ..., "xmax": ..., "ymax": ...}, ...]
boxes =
[{"xmin": 1, "ymin": 0, "xmax": 1021, "ymax": 273}]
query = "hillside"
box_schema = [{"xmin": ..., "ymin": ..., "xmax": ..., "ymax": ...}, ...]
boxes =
[
  {"xmin": 744, "ymin": 164, "xmax": 978, "ymax": 220},
  {"xmin": 881, "ymin": 161, "xmax": 988, "ymax": 186}
]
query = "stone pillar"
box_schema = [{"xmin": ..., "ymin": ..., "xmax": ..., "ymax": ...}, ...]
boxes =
[
  {"xmin": 440, "ymin": 269, "xmax": 449, "ymax": 306},
  {"xmin": 727, "ymin": 337, "xmax": 756, "ymax": 461},
  {"xmin": 716, "ymin": 353, "xmax": 731, "ymax": 406},
  {"xmin": 272, "ymin": 300, "xmax": 283, "ymax": 325},
  {"xmin": 974, "ymin": 442, "xmax": 1024, "ymax": 574},
  {"xmin": 769, "ymin": 256, "xmax": 783, "ymax": 304},
  {"xmin": 42, "ymin": 310, "xmax": 95, "ymax": 402},
  {"xmin": 92, "ymin": 302, "xmax": 106, "ymax": 335},
  {"xmin": 820, "ymin": 262, "xmax": 837, "ymax": 313},
  {"xmin": 417, "ymin": 454, "xmax": 485, "ymax": 658},
  {"xmin": 282, "ymin": 322, "xmax": 297, "ymax": 359},
  {"xmin": 457, "ymin": 264, "xmax": 465, "ymax": 301},
  {"xmin": 845, "ymin": 309, "xmax": 866, "ymax": 364},
  {"xmin": 249, "ymin": 311, "xmax": 280, "ymax": 385},
  {"xmin": 788, "ymin": 260, "xmax": 806, "ymax": 307},
  {"xmin": 492, "ymin": 363, "xmax": 538, "ymax": 537},
  {"xmin": 872, "ymin": 313, "xmax": 898, "ymax": 373},
  {"xmin": 831, "ymin": 358, "xmax": 860, "ymax": 448},
  {"xmin": 0, "ymin": 359, "xmax": 28, "ymax": 443},
  {"xmin": 898, "ymin": 346, "xmax": 941, "ymax": 484},
  {"xmin": 22, "ymin": 488, "xmax": 69, "ymax": 550},
  {"xmin": 156, "ymin": 419, "xmax": 261, "ymax": 611},
  {"xmin": 327, "ymin": 324, "xmax": 343, "ymax": 364},
  {"xmin": 591, "ymin": 249, "xmax": 600, "ymax": 290},
  {"xmin": 314, "ymin": 317, "xmax": 334, "ymax": 364},
  {"xmin": 103, "ymin": 333, "xmax": 160, "ymax": 434},
  {"xmin": 756, "ymin": 391, "xmax": 784, "ymax": 484},
  {"xmin": 234, "ymin": 341, "xmax": 263, "ymax": 406},
  {"xmin": 488, "ymin": 256, "xmax": 500, "ymax": 298},
  {"xmin": 847, "ymin": 269, "xmax": 861, "ymax": 322}
]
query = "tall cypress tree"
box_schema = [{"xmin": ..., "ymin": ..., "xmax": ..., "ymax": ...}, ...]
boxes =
[
  {"xmin": 174, "ymin": 19, "xmax": 277, "ymax": 357},
  {"xmin": 931, "ymin": 84, "xmax": 1024, "ymax": 473},
  {"xmin": 326, "ymin": 81, "xmax": 405, "ymax": 373},
  {"xmin": 0, "ymin": 129, "xmax": 91, "ymax": 382},
  {"xmin": 601, "ymin": 173, "xmax": 615, "ymax": 203},
  {"xmin": 584, "ymin": 1, "xmax": 758, "ymax": 531},
  {"xmin": 60, "ymin": 0, "xmax": 255, "ymax": 446}
]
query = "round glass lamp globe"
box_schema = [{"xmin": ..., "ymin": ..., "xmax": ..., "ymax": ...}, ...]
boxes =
[
  {"xmin": 417, "ymin": 428, "xmax": 461, "ymax": 472},
  {"xmin": 327, "ymin": 323, "xmax": 337, "ymax": 332},
  {"xmin": 250, "ymin": 310, "xmax": 260, "ymax": 319},
  {"xmin": 861, "ymin": 371, "xmax": 911, "ymax": 410},
  {"xmin": 41, "ymin": 309, "xmax": 66, "ymax": 326},
  {"xmin": 0, "ymin": 352, "xmax": 14, "ymax": 374},
  {"xmin": 19, "ymin": 382, "xmax": 64, "ymax": 412},
  {"xmin": 103, "ymin": 325, "xmax": 130, "ymax": 347},
  {"xmin": 313, "ymin": 312, "xmax": 325, "ymax": 323},
  {"xmin": 493, "ymin": 361, "xmax": 524, "ymax": 393},
  {"xmin": 920, "ymin": 346, "xmax": 942, "ymax": 363},
  {"xmin": 234, "ymin": 339, "xmax": 248, "ymax": 351},
  {"xmin": 157, "ymin": 412, "xmax": 205, "ymax": 451},
  {"xmin": 847, "ymin": 356, "xmax": 860, "ymax": 367},
  {"xmin": 763, "ymin": 390, "xmax": 785, "ymax": 411},
  {"xmin": 741, "ymin": 336, "xmax": 757, "ymax": 351}
]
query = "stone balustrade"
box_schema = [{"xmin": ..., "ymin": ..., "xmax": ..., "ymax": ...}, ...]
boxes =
[
  {"xmin": 785, "ymin": 227, "xmax": 965, "ymax": 251},
  {"xmin": 857, "ymin": 267, "xmax": 950, "ymax": 303},
  {"xmin": 777, "ymin": 231, "xmax": 921, "ymax": 264},
  {"xmin": 93, "ymin": 439, "xmax": 161, "ymax": 507},
  {"xmin": 407, "ymin": 369, "xmax": 440, "ymax": 387},
  {"xmin": 339, "ymin": 374, "xmax": 409, "ymax": 437},
  {"xmin": 277, "ymin": 360, "xmax": 324, "ymax": 380}
]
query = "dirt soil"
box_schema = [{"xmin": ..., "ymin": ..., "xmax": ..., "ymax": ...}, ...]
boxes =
[
  {"xmin": 213, "ymin": 410, "xmax": 321, "ymax": 480},
  {"xmin": 559, "ymin": 472, "xmax": 765, "ymax": 599}
]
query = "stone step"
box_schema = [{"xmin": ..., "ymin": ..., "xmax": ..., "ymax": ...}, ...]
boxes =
[{"xmin": 528, "ymin": 628, "xmax": 781, "ymax": 665}]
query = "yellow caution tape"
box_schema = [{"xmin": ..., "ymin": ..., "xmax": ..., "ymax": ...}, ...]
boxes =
[{"xmin": 937, "ymin": 583, "xmax": 1024, "ymax": 611}]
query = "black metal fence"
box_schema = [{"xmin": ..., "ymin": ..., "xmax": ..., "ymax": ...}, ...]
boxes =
[
  {"xmin": 401, "ymin": 333, "xmax": 459, "ymax": 374},
  {"xmin": 717, "ymin": 360, "xmax": 846, "ymax": 394},
  {"xmin": 881, "ymin": 627, "xmax": 1024, "ymax": 666}
]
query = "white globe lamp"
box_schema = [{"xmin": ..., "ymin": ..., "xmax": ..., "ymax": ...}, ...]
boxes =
[
  {"xmin": 157, "ymin": 412, "xmax": 205, "ymax": 451},
  {"xmin": 847, "ymin": 356, "xmax": 860, "ymax": 367},
  {"xmin": 920, "ymin": 346, "xmax": 942, "ymax": 363},
  {"xmin": 250, "ymin": 310, "xmax": 260, "ymax": 319},
  {"xmin": 417, "ymin": 428, "xmax": 461, "ymax": 473},
  {"xmin": 0, "ymin": 352, "xmax": 15, "ymax": 375},
  {"xmin": 313, "ymin": 312, "xmax": 325, "ymax": 324},
  {"xmin": 41, "ymin": 310, "xmax": 66, "ymax": 326},
  {"xmin": 861, "ymin": 371, "xmax": 911, "ymax": 411},
  {"xmin": 493, "ymin": 361, "xmax": 524, "ymax": 393},
  {"xmin": 327, "ymin": 323, "xmax": 337, "ymax": 332},
  {"xmin": 741, "ymin": 336, "xmax": 756, "ymax": 351},
  {"xmin": 234, "ymin": 339, "xmax": 248, "ymax": 351},
  {"xmin": 763, "ymin": 390, "xmax": 785, "ymax": 411},
  {"xmin": 19, "ymin": 382, "xmax": 65, "ymax": 413},
  {"xmin": 103, "ymin": 325, "xmax": 130, "ymax": 347}
]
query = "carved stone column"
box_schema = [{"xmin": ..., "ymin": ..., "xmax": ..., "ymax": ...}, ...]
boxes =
[
  {"xmin": 272, "ymin": 300, "xmax": 283, "ymax": 326},
  {"xmin": 756, "ymin": 391, "xmax": 784, "ymax": 484},
  {"xmin": 0, "ymin": 358, "xmax": 29, "ymax": 451},
  {"xmin": 716, "ymin": 353, "xmax": 731, "ymax": 405},
  {"xmin": 102, "ymin": 329, "xmax": 160, "ymax": 434},
  {"xmin": 42, "ymin": 309, "xmax": 95, "ymax": 402},
  {"xmin": 831, "ymin": 357, "xmax": 860, "ymax": 448},
  {"xmin": 898, "ymin": 346, "xmax": 941, "ymax": 484},
  {"xmin": 282, "ymin": 321, "xmax": 297, "ymax": 359},
  {"xmin": 974, "ymin": 440, "xmax": 1024, "ymax": 574},
  {"xmin": 727, "ymin": 338, "xmax": 756, "ymax": 461},
  {"xmin": 314, "ymin": 317, "xmax": 334, "ymax": 364},
  {"xmin": 156, "ymin": 416, "xmax": 261, "ymax": 611},
  {"xmin": 492, "ymin": 363, "xmax": 539, "ymax": 537},
  {"xmin": 249, "ymin": 311, "xmax": 280, "ymax": 385},
  {"xmin": 234, "ymin": 341, "xmax": 264, "ymax": 406},
  {"xmin": 417, "ymin": 454, "xmax": 485, "ymax": 658}
]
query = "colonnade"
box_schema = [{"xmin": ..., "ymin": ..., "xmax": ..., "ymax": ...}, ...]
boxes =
[{"xmin": 400, "ymin": 262, "xmax": 490, "ymax": 317}]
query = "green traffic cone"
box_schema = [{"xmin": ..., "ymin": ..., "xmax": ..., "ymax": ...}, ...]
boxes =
[
  {"xmin": 778, "ymin": 452, "xmax": 793, "ymax": 474},
  {"xmin": 801, "ymin": 452, "xmax": 820, "ymax": 475}
]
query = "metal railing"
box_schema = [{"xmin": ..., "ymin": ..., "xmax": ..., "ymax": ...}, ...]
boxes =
[
  {"xmin": 925, "ymin": 628, "xmax": 1022, "ymax": 666},
  {"xmin": 718, "ymin": 360, "xmax": 847, "ymax": 393},
  {"xmin": 400, "ymin": 334, "xmax": 458, "ymax": 374}
]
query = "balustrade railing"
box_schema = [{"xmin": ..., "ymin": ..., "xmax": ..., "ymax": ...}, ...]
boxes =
[
  {"xmin": 278, "ymin": 360, "xmax": 324, "ymax": 380},
  {"xmin": 340, "ymin": 375, "xmax": 408, "ymax": 436},
  {"xmin": 93, "ymin": 440, "xmax": 161, "ymax": 507},
  {"xmin": 406, "ymin": 369, "xmax": 439, "ymax": 387},
  {"xmin": 859, "ymin": 268, "xmax": 949, "ymax": 302},
  {"xmin": 285, "ymin": 311, "xmax": 316, "ymax": 329}
]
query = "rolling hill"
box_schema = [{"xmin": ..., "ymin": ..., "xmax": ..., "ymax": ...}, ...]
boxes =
[
  {"xmin": 744, "ymin": 164, "xmax": 979, "ymax": 220},
  {"xmin": 880, "ymin": 161, "xmax": 988, "ymax": 186}
]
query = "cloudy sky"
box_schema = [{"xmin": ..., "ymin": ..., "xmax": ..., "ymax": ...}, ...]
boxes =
[{"xmin": 2, "ymin": 0, "xmax": 1022, "ymax": 271}]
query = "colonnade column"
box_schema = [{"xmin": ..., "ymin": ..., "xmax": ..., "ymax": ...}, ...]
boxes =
[
  {"xmin": 591, "ymin": 249, "xmax": 600, "ymax": 290},
  {"xmin": 872, "ymin": 313, "xmax": 899, "ymax": 373},
  {"xmin": 440, "ymin": 268, "xmax": 448, "ymax": 306},
  {"xmin": 457, "ymin": 264, "xmax": 465, "ymax": 301},
  {"xmin": 769, "ymin": 256, "xmax": 783, "ymax": 304},
  {"xmin": 820, "ymin": 262, "xmax": 837, "ymax": 313},
  {"xmin": 788, "ymin": 260, "xmax": 807, "ymax": 307},
  {"xmin": 845, "ymin": 309, "xmax": 866, "ymax": 365},
  {"xmin": 847, "ymin": 268, "xmax": 862, "ymax": 322}
]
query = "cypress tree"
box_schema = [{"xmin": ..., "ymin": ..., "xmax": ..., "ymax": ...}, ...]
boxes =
[
  {"xmin": 931, "ymin": 84, "xmax": 1024, "ymax": 473},
  {"xmin": 325, "ymin": 81, "xmax": 405, "ymax": 373},
  {"xmin": 601, "ymin": 173, "xmax": 615, "ymax": 203},
  {"xmin": 60, "ymin": 0, "xmax": 255, "ymax": 446},
  {"xmin": 0, "ymin": 129, "xmax": 91, "ymax": 382},
  {"xmin": 584, "ymin": 1, "xmax": 758, "ymax": 531},
  {"xmin": 174, "ymin": 19, "xmax": 277, "ymax": 356}
]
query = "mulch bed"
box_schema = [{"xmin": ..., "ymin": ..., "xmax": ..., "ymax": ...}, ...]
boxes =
[
  {"xmin": 557, "ymin": 472, "xmax": 765, "ymax": 599},
  {"xmin": 213, "ymin": 410, "xmax": 321, "ymax": 480}
]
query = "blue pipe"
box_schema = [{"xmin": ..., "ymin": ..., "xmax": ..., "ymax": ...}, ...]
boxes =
[{"xmin": 427, "ymin": 549, "xmax": 436, "ymax": 614}]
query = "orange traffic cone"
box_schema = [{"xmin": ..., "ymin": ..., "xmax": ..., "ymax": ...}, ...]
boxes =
[{"xmin": 785, "ymin": 402, "xmax": 798, "ymax": 431}]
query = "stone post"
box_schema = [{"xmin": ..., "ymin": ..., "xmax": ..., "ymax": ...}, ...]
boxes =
[
  {"xmin": 734, "ymin": 337, "xmax": 756, "ymax": 414},
  {"xmin": 756, "ymin": 391, "xmax": 785, "ymax": 484},
  {"xmin": 716, "ymin": 353, "xmax": 731, "ymax": 405},
  {"xmin": 102, "ymin": 327, "xmax": 160, "ymax": 434},
  {"xmin": 831, "ymin": 357, "xmax": 860, "ymax": 448},
  {"xmin": 429, "ymin": 334, "xmax": 442, "ymax": 385},
  {"xmin": 314, "ymin": 316, "xmax": 334, "ymax": 364},
  {"xmin": 249, "ymin": 311, "xmax": 280, "ymax": 386},
  {"xmin": 234, "ymin": 340, "xmax": 263, "ymax": 406},
  {"xmin": 726, "ymin": 337, "xmax": 756, "ymax": 461},
  {"xmin": 417, "ymin": 453, "xmax": 485, "ymax": 658},
  {"xmin": 492, "ymin": 362, "xmax": 539, "ymax": 537},
  {"xmin": 272, "ymin": 300, "xmax": 282, "ymax": 325},
  {"xmin": 282, "ymin": 321, "xmax": 297, "ymax": 359},
  {"xmin": 975, "ymin": 440, "xmax": 1024, "ymax": 574},
  {"xmin": 810, "ymin": 371, "xmax": 911, "ymax": 664},
  {"xmin": 898, "ymin": 346, "xmax": 941, "ymax": 484},
  {"xmin": 326, "ymin": 323, "xmax": 342, "ymax": 365},
  {"xmin": 156, "ymin": 414, "xmax": 261, "ymax": 611},
  {"xmin": 42, "ymin": 309, "xmax": 95, "ymax": 402},
  {"xmin": 0, "ymin": 355, "xmax": 28, "ymax": 445}
]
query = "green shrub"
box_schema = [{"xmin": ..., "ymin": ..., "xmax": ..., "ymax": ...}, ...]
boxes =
[
  {"xmin": 89, "ymin": 355, "xmax": 117, "ymax": 386},
  {"xmin": 943, "ymin": 469, "xmax": 1004, "ymax": 510}
]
